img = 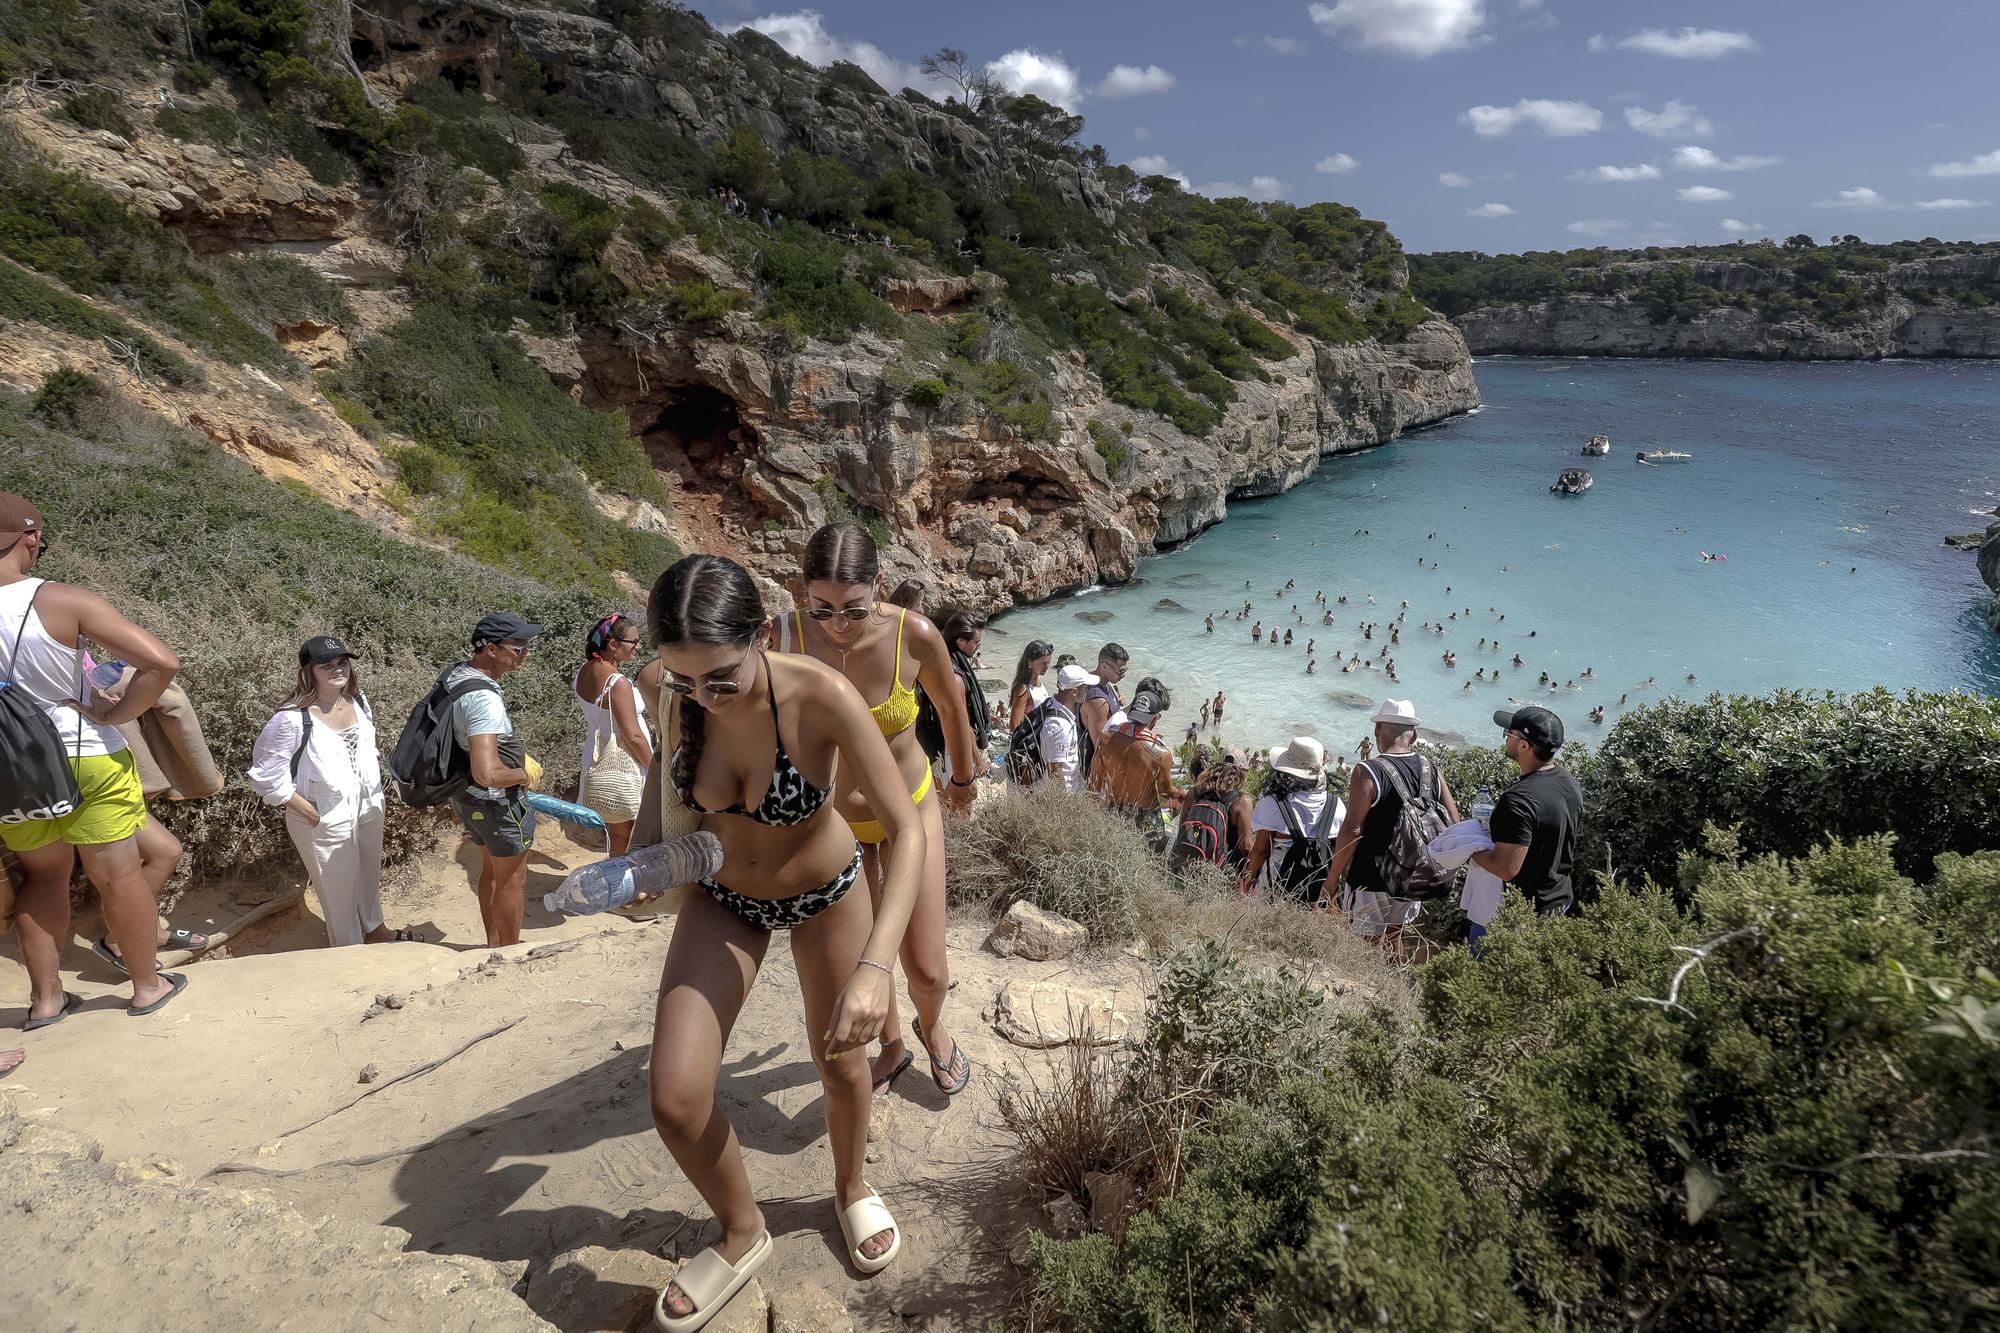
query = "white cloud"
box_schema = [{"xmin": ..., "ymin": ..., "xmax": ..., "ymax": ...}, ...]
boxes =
[
  {"xmin": 1670, "ymin": 145, "xmax": 1781, "ymax": 171},
  {"xmin": 730, "ymin": 10, "xmax": 932, "ymax": 97},
  {"xmin": 1438, "ymin": 171, "xmax": 1472, "ymax": 187},
  {"xmin": 1914, "ymin": 197, "xmax": 1988, "ymax": 210},
  {"xmin": 1927, "ymin": 149, "xmax": 2000, "ymax": 178},
  {"xmin": 1130, "ymin": 154, "xmax": 1173, "ymax": 174},
  {"xmin": 1197, "ymin": 176, "xmax": 1290, "ymax": 201},
  {"xmin": 1462, "ymin": 98, "xmax": 1603, "ymax": 137},
  {"xmin": 1569, "ymin": 162, "xmax": 1660, "ymax": 182},
  {"xmin": 1097, "ymin": 63, "xmax": 1176, "ymax": 97},
  {"xmin": 985, "ymin": 49, "xmax": 1085, "ymax": 110},
  {"xmin": 1315, "ymin": 152, "xmax": 1360, "ymax": 174},
  {"xmin": 1236, "ymin": 34, "xmax": 1306, "ymax": 53},
  {"xmin": 1720, "ymin": 218, "xmax": 1765, "ymax": 237},
  {"xmin": 1624, "ymin": 101, "xmax": 1712, "ymax": 139},
  {"xmin": 1588, "ymin": 27, "xmax": 1758, "ymax": 58},
  {"xmin": 1677, "ymin": 185, "xmax": 1734, "ymax": 202},
  {"xmin": 1308, "ymin": 0, "xmax": 1489, "ymax": 57},
  {"xmin": 1468, "ymin": 201, "xmax": 1515, "ymax": 217},
  {"xmin": 1813, "ymin": 186, "xmax": 1888, "ymax": 210},
  {"xmin": 1134, "ymin": 127, "xmax": 1150, "ymax": 139},
  {"xmin": 1565, "ymin": 218, "xmax": 1625, "ymax": 237}
]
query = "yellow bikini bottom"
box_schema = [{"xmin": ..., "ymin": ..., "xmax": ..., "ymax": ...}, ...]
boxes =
[{"xmin": 844, "ymin": 766, "xmax": 934, "ymax": 845}]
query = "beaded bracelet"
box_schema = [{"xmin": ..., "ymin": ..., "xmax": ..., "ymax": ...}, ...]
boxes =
[{"xmin": 856, "ymin": 958, "xmax": 893, "ymax": 976}]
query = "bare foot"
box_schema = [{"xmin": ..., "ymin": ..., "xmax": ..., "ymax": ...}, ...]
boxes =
[
  {"xmin": 870, "ymin": 1036, "xmax": 907, "ymax": 1091},
  {"xmin": 127, "ymin": 974, "xmax": 175, "ymax": 1012},
  {"xmin": 0, "ymin": 1049, "xmax": 23, "ymax": 1076},
  {"xmin": 837, "ymin": 1182, "xmax": 895, "ymax": 1261},
  {"xmin": 658, "ymin": 1215, "xmax": 765, "ymax": 1320}
]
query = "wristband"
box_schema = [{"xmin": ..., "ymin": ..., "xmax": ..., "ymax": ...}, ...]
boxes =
[
  {"xmin": 856, "ymin": 958, "xmax": 893, "ymax": 977},
  {"xmin": 949, "ymin": 775, "xmax": 978, "ymax": 788}
]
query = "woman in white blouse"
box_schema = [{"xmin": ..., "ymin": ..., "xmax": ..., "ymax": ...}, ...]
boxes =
[
  {"xmin": 574, "ymin": 612, "xmax": 652, "ymax": 854},
  {"xmin": 248, "ymin": 636, "xmax": 421, "ymax": 947}
]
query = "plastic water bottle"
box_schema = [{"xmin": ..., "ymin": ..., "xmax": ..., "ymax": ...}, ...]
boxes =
[
  {"xmin": 1471, "ymin": 785, "xmax": 1495, "ymax": 829},
  {"xmin": 543, "ymin": 832, "xmax": 725, "ymax": 915},
  {"xmin": 89, "ymin": 659, "xmax": 128, "ymax": 690}
]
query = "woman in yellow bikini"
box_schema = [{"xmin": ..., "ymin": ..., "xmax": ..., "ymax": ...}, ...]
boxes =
[{"xmin": 776, "ymin": 524, "xmax": 982, "ymax": 1096}]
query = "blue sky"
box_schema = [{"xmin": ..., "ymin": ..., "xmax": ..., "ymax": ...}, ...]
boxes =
[{"xmin": 714, "ymin": 0, "xmax": 2000, "ymax": 253}]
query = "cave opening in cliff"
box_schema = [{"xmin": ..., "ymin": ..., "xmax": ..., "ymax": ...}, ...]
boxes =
[
  {"xmin": 966, "ymin": 470, "xmax": 1077, "ymax": 512},
  {"xmin": 349, "ymin": 32, "xmax": 381, "ymax": 72},
  {"xmin": 635, "ymin": 382, "xmax": 756, "ymax": 477},
  {"xmin": 439, "ymin": 61, "xmax": 479, "ymax": 92}
]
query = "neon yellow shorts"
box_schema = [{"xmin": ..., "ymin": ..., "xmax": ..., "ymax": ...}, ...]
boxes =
[{"xmin": 0, "ymin": 749, "xmax": 147, "ymax": 853}]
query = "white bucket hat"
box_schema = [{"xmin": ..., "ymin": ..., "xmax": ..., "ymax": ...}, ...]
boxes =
[
  {"xmin": 1268, "ymin": 736, "xmax": 1326, "ymax": 779},
  {"xmin": 1370, "ymin": 698, "xmax": 1421, "ymax": 726}
]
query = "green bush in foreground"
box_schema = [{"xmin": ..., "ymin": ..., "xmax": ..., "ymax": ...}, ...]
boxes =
[{"xmin": 1031, "ymin": 837, "xmax": 2000, "ymax": 1330}]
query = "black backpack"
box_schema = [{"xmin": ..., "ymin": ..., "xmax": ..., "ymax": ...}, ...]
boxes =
[
  {"xmin": 388, "ymin": 667, "xmax": 498, "ymax": 807},
  {"xmin": 1170, "ymin": 792, "xmax": 1238, "ymax": 868},
  {"xmin": 0, "ymin": 583, "xmax": 83, "ymax": 827},
  {"xmin": 915, "ymin": 649, "xmax": 990, "ymax": 764},
  {"xmin": 1273, "ymin": 793, "xmax": 1342, "ymax": 904},
  {"xmin": 1006, "ymin": 696, "xmax": 1061, "ymax": 785}
]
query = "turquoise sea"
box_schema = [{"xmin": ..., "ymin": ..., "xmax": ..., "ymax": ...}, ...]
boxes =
[{"xmin": 990, "ymin": 358, "xmax": 2000, "ymax": 754}]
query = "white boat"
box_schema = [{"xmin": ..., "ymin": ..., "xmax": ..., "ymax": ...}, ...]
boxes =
[
  {"xmin": 1636, "ymin": 449, "xmax": 1693, "ymax": 464},
  {"xmin": 1583, "ymin": 434, "xmax": 1610, "ymax": 456}
]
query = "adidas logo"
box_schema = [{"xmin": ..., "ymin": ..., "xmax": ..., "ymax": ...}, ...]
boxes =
[{"xmin": 1, "ymin": 799, "xmax": 80, "ymax": 823}]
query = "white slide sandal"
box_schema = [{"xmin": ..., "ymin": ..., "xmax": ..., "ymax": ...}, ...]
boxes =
[
  {"xmin": 653, "ymin": 1229, "xmax": 773, "ymax": 1332},
  {"xmin": 838, "ymin": 1186, "xmax": 902, "ymax": 1275}
]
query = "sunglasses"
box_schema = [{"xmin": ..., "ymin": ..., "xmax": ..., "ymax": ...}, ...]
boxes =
[
  {"xmin": 613, "ymin": 635, "xmax": 643, "ymax": 647},
  {"xmin": 665, "ymin": 643, "xmax": 757, "ymax": 698},
  {"xmin": 804, "ymin": 605, "xmax": 873, "ymax": 623}
]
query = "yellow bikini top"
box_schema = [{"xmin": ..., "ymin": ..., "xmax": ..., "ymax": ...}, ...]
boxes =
[{"xmin": 792, "ymin": 607, "xmax": 920, "ymax": 737}]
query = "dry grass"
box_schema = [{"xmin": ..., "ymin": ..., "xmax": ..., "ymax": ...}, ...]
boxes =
[{"xmin": 945, "ymin": 786, "xmax": 1153, "ymax": 943}]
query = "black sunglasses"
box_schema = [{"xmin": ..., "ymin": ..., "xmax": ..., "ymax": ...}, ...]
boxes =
[
  {"xmin": 665, "ymin": 644, "xmax": 756, "ymax": 697},
  {"xmin": 804, "ymin": 606, "xmax": 872, "ymax": 623}
]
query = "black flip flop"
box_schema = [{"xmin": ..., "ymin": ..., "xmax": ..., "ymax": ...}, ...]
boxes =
[
  {"xmin": 872, "ymin": 1042, "xmax": 914, "ymax": 1095},
  {"xmin": 128, "ymin": 972, "xmax": 189, "ymax": 1017},
  {"xmin": 25, "ymin": 991, "xmax": 84, "ymax": 1031},
  {"xmin": 389, "ymin": 927, "xmax": 427, "ymax": 943},
  {"xmin": 90, "ymin": 936, "xmax": 129, "ymax": 976},
  {"xmin": 911, "ymin": 1016, "xmax": 971, "ymax": 1096},
  {"xmin": 162, "ymin": 927, "xmax": 210, "ymax": 952}
]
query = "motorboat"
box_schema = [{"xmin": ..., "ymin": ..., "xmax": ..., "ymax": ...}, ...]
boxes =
[
  {"xmin": 1636, "ymin": 448, "xmax": 1693, "ymax": 464},
  {"xmin": 1583, "ymin": 434, "xmax": 1610, "ymax": 456},
  {"xmin": 1551, "ymin": 468, "xmax": 1593, "ymax": 495}
]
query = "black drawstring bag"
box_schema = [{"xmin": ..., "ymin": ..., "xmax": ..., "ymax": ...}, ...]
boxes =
[{"xmin": 0, "ymin": 583, "xmax": 84, "ymax": 826}]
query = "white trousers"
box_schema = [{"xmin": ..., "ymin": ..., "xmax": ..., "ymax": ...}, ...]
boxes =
[{"xmin": 286, "ymin": 806, "xmax": 386, "ymax": 947}]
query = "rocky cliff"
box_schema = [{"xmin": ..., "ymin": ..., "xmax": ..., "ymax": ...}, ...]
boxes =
[
  {"xmin": 1980, "ymin": 520, "xmax": 2000, "ymax": 634},
  {"xmin": 1451, "ymin": 253, "xmax": 2000, "ymax": 360}
]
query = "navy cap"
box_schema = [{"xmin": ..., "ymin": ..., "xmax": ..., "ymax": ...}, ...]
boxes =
[
  {"xmin": 472, "ymin": 612, "xmax": 544, "ymax": 648},
  {"xmin": 1494, "ymin": 705, "xmax": 1564, "ymax": 752},
  {"xmin": 299, "ymin": 635, "xmax": 356, "ymax": 665}
]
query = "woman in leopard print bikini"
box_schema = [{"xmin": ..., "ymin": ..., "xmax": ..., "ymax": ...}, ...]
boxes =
[{"xmin": 632, "ymin": 554, "xmax": 925, "ymax": 1331}]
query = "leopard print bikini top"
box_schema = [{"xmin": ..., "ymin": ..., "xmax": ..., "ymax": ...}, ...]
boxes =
[{"xmin": 673, "ymin": 654, "xmax": 830, "ymax": 827}]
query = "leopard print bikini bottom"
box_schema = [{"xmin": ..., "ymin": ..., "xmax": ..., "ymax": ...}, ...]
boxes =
[{"xmin": 699, "ymin": 849, "xmax": 863, "ymax": 930}]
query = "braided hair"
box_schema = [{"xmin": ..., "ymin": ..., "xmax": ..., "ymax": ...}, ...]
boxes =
[{"xmin": 648, "ymin": 555, "xmax": 766, "ymax": 803}]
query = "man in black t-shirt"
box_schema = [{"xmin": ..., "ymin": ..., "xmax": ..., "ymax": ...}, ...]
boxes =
[{"xmin": 1474, "ymin": 706, "xmax": 1584, "ymax": 915}]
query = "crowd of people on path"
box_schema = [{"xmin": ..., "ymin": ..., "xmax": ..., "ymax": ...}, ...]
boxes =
[{"xmin": 2, "ymin": 482, "xmax": 1584, "ymax": 1330}]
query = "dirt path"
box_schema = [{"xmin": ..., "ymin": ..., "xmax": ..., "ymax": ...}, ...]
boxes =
[{"xmin": 2, "ymin": 822, "xmax": 1149, "ymax": 1329}]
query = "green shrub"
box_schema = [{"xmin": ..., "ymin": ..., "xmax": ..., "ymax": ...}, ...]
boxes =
[
  {"xmin": 621, "ymin": 197, "xmax": 680, "ymax": 257},
  {"xmin": 172, "ymin": 59, "xmax": 215, "ymax": 91},
  {"xmin": 1087, "ymin": 419, "xmax": 1126, "ymax": 474},
  {"xmin": 1032, "ymin": 837, "xmax": 2000, "ymax": 1329},
  {"xmin": 206, "ymin": 250, "xmax": 353, "ymax": 332},
  {"xmin": 944, "ymin": 786, "xmax": 1150, "ymax": 942},
  {"xmin": 750, "ymin": 224, "xmax": 895, "ymax": 343},
  {"xmin": 0, "ymin": 260, "xmax": 192, "ymax": 383},
  {"xmin": 29, "ymin": 365, "xmax": 98, "ymax": 424},
  {"xmin": 59, "ymin": 88, "xmax": 136, "ymax": 139},
  {"xmin": 904, "ymin": 377, "xmax": 948, "ymax": 412},
  {"xmin": 154, "ymin": 104, "xmax": 241, "ymax": 147},
  {"xmin": 664, "ymin": 279, "xmax": 749, "ymax": 326}
]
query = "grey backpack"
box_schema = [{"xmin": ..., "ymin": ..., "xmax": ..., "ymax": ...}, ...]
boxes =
[{"xmin": 1368, "ymin": 755, "xmax": 1457, "ymax": 900}]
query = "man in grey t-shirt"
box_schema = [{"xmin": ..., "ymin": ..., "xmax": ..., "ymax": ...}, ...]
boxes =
[{"xmin": 448, "ymin": 612, "xmax": 542, "ymax": 945}]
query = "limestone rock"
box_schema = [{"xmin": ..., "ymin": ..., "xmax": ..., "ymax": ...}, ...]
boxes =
[
  {"xmin": 770, "ymin": 1282, "xmax": 856, "ymax": 1333},
  {"xmin": 526, "ymin": 1245, "xmax": 678, "ymax": 1332},
  {"xmin": 1084, "ymin": 1169, "xmax": 1137, "ymax": 1242},
  {"xmin": 1042, "ymin": 1194, "xmax": 1086, "ymax": 1238},
  {"xmin": 1979, "ymin": 519, "xmax": 2000, "ymax": 634},
  {"xmin": 988, "ymin": 979, "xmax": 1130, "ymax": 1049},
  {"xmin": 986, "ymin": 900, "xmax": 1088, "ymax": 961}
]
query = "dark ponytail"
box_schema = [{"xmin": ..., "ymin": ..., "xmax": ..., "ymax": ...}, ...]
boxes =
[
  {"xmin": 802, "ymin": 523, "xmax": 879, "ymax": 587},
  {"xmin": 1012, "ymin": 639, "xmax": 1053, "ymax": 694},
  {"xmin": 648, "ymin": 555, "xmax": 767, "ymax": 803}
]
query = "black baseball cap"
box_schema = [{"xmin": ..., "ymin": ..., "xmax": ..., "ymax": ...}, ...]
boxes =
[
  {"xmin": 299, "ymin": 635, "xmax": 356, "ymax": 665},
  {"xmin": 472, "ymin": 612, "xmax": 544, "ymax": 648},
  {"xmin": 1494, "ymin": 705, "xmax": 1564, "ymax": 752}
]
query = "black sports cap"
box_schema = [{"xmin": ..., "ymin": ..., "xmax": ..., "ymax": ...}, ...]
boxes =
[
  {"xmin": 1493, "ymin": 705, "xmax": 1564, "ymax": 753},
  {"xmin": 299, "ymin": 635, "xmax": 356, "ymax": 665},
  {"xmin": 472, "ymin": 612, "xmax": 545, "ymax": 648}
]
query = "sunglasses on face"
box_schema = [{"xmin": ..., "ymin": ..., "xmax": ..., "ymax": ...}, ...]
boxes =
[
  {"xmin": 613, "ymin": 635, "xmax": 642, "ymax": 647},
  {"xmin": 804, "ymin": 605, "xmax": 873, "ymax": 623},
  {"xmin": 665, "ymin": 644, "xmax": 756, "ymax": 698}
]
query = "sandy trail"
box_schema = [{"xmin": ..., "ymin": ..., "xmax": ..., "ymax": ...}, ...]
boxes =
[{"xmin": 2, "ymin": 824, "xmax": 1148, "ymax": 1329}]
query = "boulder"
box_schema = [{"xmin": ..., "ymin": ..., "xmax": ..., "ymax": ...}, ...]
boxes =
[
  {"xmin": 1084, "ymin": 1169, "xmax": 1138, "ymax": 1242},
  {"xmin": 987, "ymin": 979, "xmax": 1131, "ymax": 1049},
  {"xmin": 770, "ymin": 1283, "xmax": 856, "ymax": 1333},
  {"xmin": 1151, "ymin": 598, "xmax": 1187, "ymax": 612},
  {"xmin": 526, "ymin": 1245, "xmax": 676, "ymax": 1332},
  {"xmin": 985, "ymin": 901, "xmax": 1087, "ymax": 961},
  {"xmin": 1074, "ymin": 609, "xmax": 1115, "ymax": 625}
]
